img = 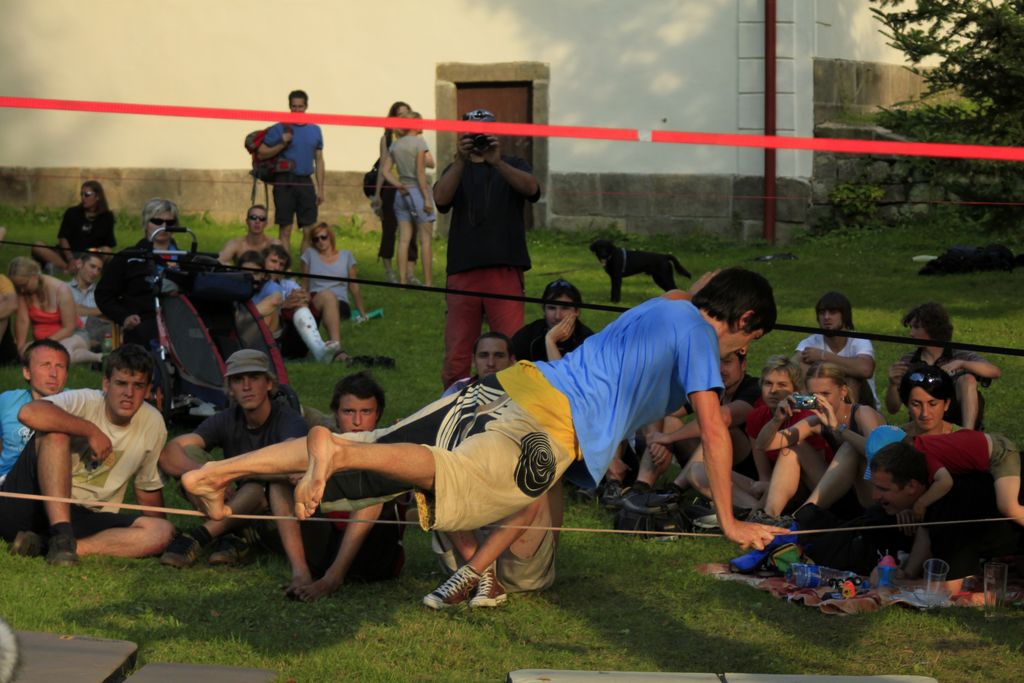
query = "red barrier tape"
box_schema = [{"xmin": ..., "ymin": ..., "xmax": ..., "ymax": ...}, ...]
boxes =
[{"xmin": 3, "ymin": 96, "xmax": 1024, "ymax": 163}]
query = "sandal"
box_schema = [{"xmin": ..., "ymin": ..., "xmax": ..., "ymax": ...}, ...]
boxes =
[{"xmin": 331, "ymin": 349, "xmax": 351, "ymax": 364}]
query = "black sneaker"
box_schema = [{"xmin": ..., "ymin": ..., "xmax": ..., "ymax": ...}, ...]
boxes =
[
  {"xmin": 46, "ymin": 533, "xmax": 78, "ymax": 567},
  {"xmin": 10, "ymin": 530, "xmax": 44, "ymax": 558},
  {"xmin": 599, "ymin": 480, "xmax": 626, "ymax": 510},
  {"xmin": 207, "ymin": 533, "xmax": 252, "ymax": 566},
  {"xmin": 160, "ymin": 531, "xmax": 204, "ymax": 568}
]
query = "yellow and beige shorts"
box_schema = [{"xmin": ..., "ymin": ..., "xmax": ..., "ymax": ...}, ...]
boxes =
[{"xmin": 415, "ymin": 400, "xmax": 575, "ymax": 532}]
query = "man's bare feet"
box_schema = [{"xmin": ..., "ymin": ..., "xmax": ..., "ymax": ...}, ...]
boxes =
[
  {"xmin": 293, "ymin": 426, "xmax": 336, "ymax": 520},
  {"xmin": 283, "ymin": 570, "xmax": 314, "ymax": 600},
  {"xmin": 291, "ymin": 576, "xmax": 341, "ymax": 603},
  {"xmin": 181, "ymin": 465, "xmax": 233, "ymax": 521}
]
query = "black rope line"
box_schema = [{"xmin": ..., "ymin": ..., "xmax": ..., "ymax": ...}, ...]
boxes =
[{"xmin": 3, "ymin": 236, "xmax": 1023, "ymax": 357}]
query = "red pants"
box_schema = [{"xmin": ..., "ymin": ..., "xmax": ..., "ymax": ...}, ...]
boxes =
[{"xmin": 442, "ymin": 267, "xmax": 524, "ymax": 388}]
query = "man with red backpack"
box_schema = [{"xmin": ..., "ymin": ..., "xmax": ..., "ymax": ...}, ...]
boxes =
[{"xmin": 258, "ymin": 89, "xmax": 325, "ymax": 252}]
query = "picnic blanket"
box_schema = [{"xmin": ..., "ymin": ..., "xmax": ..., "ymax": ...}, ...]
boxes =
[{"xmin": 698, "ymin": 563, "xmax": 1024, "ymax": 615}]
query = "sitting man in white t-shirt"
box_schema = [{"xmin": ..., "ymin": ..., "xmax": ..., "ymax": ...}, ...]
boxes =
[
  {"xmin": 0, "ymin": 343, "xmax": 174, "ymax": 566},
  {"xmin": 795, "ymin": 291, "xmax": 878, "ymax": 408}
]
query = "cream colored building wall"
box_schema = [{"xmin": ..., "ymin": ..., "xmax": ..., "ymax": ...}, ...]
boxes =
[{"xmin": 1, "ymin": 0, "xmax": 907, "ymax": 180}]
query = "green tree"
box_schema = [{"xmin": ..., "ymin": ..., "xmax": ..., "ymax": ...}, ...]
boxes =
[{"xmin": 872, "ymin": 0, "xmax": 1024, "ymax": 229}]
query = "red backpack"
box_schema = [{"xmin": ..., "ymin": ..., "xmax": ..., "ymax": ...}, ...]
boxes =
[{"xmin": 244, "ymin": 125, "xmax": 295, "ymax": 201}]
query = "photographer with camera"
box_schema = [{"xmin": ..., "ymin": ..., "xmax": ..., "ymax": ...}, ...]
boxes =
[{"xmin": 433, "ymin": 109, "xmax": 541, "ymax": 390}]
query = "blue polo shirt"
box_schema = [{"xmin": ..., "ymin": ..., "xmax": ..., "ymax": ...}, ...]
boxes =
[{"xmin": 264, "ymin": 123, "xmax": 323, "ymax": 177}]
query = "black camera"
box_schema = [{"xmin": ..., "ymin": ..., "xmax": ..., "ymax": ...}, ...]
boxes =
[
  {"xmin": 470, "ymin": 133, "xmax": 490, "ymax": 152},
  {"xmin": 790, "ymin": 393, "xmax": 818, "ymax": 409}
]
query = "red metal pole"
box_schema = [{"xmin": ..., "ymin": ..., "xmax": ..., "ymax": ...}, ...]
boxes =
[{"xmin": 764, "ymin": 0, "xmax": 777, "ymax": 243}]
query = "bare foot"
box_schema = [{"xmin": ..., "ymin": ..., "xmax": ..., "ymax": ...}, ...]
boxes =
[
  {"xmin": 293, "ymin": 426, "xmax": 335, "ymax": 520},
  {"xmin": 292, "ymin": 576, "xmax": 341, "ymax": 602},
  {"xmin": 181, "ymin": 465, "xmax": 234, "ymax": 521},
  {"xmin": 283, "ymin": 571, "xmax": 314, "ymax": 600}
]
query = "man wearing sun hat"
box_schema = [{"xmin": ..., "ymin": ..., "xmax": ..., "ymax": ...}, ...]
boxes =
[
  {"xmin": 158, "ymin": 348, "xmax": 307, "ymax": 568},
  {"xmin": 434, "ymin": 108, "xmax": 542, "ymax": 390}
]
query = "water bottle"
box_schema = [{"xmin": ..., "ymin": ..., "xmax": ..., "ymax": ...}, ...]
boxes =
[
  {"xmin": 785, "ymin": 563, "xmax": 858, "ymax": 588},
  {"xmin": 102, "ymin": 333, "xmax": 113, "ymax": 354}
]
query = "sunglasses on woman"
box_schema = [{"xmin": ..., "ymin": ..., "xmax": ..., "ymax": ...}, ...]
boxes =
[
  {"xmin": 313, "ymin": 233, "xmax": 331, "ymax": 243},
  {"xmin": 81, "ymin": 190, "xmax": 96, "ymax": 198},
  {"xmin": 149, "ymin": 217, "xmax": 176, "ymax": 227}
]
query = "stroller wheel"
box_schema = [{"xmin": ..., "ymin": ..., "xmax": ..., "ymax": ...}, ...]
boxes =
[{"xmin": 148, "ymin": 350, "xmax": 175, "ymax": 423}]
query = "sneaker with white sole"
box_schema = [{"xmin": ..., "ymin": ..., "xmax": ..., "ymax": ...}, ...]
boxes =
[
  {"xmin": 422, "ymin": 565, "xmax": 480, "ymax": 610},
  {"xmin": 468, "ymin": 565, "xmax": 508, "ymax": 608}
]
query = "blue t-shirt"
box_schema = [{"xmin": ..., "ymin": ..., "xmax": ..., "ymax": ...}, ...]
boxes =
[
  {"xmin": 253, "ymin": 278, "xmax": 302, "ymax": 306},
  {"xmin": 536, "ymin": 297, "xmax": 724, "ymax": 488},
  {"xmin": 0, "ymin": 389, "xmax": 34, "ymax": 478},
  {"xmin": 264, "ymin": 123, "xmax": 323, "ymax": 176}
]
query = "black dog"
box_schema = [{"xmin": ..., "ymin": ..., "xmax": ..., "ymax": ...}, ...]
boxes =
[{"xmin": 589, "ymin": 239, "xmax": 691, "ymax": 303}]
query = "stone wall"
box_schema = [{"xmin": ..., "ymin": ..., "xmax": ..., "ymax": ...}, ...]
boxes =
[
  {"xmin": 0, "ymin": 167, "xmax": 379, "ymax": 230},
  {"xmin": 809, "ymin": 123, "xmax": 947, "ymax": 230},
  {"xmin": 546, "ymin": 172, "xmax": 812, "ymax": 242}
]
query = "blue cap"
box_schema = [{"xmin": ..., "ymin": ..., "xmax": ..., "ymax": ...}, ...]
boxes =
[{"xmin": 863, "ymin": 425, "xmax": 907, "ymax": 480}]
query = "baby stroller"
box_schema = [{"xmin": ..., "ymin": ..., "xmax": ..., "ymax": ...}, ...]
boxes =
[{"xmin": 147, "ymin": 226, "xmax": 300, "ymax": 423}]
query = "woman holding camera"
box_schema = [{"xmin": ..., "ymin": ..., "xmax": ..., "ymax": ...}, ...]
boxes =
[{"xmin": 753, "ymin": 361, "xmax": 883, "ymax": 521}]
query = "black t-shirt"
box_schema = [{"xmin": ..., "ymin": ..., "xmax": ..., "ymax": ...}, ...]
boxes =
[
  {"xmin": 58, "ymin": 205, "xmax": 116, "ymax": 253},
  {"xmin": 194, "ymin": 402, "xmax": 308, "ymax": 457},
  {"xmin": 510, "ymin": 317, "xmax": 595, "ymax": 363},
  {"xmin": 926, "ymin": 472, "xmax": 1022, "ymax": 579},
  {"xmin": 436, "ymin": 156, "xmax": 540, "ymax": 275},
  {"xmin": 679, "ymin": 373, "xmax": 760, "ymax": 425}
]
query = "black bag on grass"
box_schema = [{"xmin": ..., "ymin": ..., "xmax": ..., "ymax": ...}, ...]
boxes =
[{"xmin": 613, "ymin": 491, "xmax": 688, "ymax": 538}]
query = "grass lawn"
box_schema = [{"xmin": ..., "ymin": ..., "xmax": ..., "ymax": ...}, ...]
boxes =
[{"xmin": 0, "ymin": 204, "xmax": 1022, "ymax": 682}]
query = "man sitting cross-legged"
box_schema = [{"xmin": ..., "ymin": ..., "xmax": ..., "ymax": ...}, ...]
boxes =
[
  {"xmin": 274, "ymin": 371, "xmax": 405, "ymax": 602},
  {"xmin": 158, "ymin": 349, "xmax": 307, "ymax": 567},
  {"xmin": 1, "ymin": 344, "xmax": 173, "ymax": 565},
  {"xmin": 184, "ymin": 268, "xmax": 784, "ymax": 605}
]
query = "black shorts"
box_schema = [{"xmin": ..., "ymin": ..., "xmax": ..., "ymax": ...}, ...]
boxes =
[
  {"xmin": 272, "ymin": 174, "xmax": 318, "ymax": 228},
  {"xmin": 0, "ymin": 436, "xmax": 137, "ymax": 541}
]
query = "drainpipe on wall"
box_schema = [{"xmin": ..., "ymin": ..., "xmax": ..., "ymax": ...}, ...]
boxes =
[{"xmin": 764, "ymin": 0, "xmax": 777, "ymax": 243}]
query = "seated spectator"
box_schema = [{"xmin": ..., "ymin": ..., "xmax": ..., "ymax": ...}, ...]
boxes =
[
  {"xmin": 301, "ymin": 223, "xmax": 368, "ymax": 361},
  {"xmin": 885, "ymin": 302, "xmax": 1000, "ymax": 429},
  {"xmin": 1, "ymin": 344, "xmax": 173, "ymax": 565},
  {"xmin": 218, "ymin": 205, "xmax": 280, "ymax": 266},
  {"xmin": 795, "ymin": 291, "xmax": 878, "ymax": 408},
  {"xmin": 251, "ymin": 245, "xmax": 340, "ymax": 363},
  {"xmin": 68, "ymin": 252, "xmax": 112, "ymax": 351},
  {"xmin": 8, "ymin": 257, "xmax": 103, "ymax": 365},
  {"xmin": 803, "ymin": 363, "xmax": 959, "ymax": 514},
  {"xmin": 158, "ymin": 349, "xmax": 308, "ymax": 568},
  {"xmin": 32, "ymin": 180, "xmax": 116, "ymax": 274},
  {"xmin": 430, "ymin": 485, "xmax": 561, "ymax": 609},
  {"xmin": 870, "ymin": 426, "xmax": 1023, "ymax": 529},
  {"xmin": 633, "ymin": 350, "xmax": 761, "ymax": 503},
  {"xmin": 274, "ymin": 371, "xmax": 405, "ymax": 601},
  {"xmin": 511, "ymin": 279, "xmax": 594, "ymax": 362},
  {"xmin": 0, "ymin": 340, "xmax": 69, "ymax": 485},
  {"xmin": 0, "ymin": 271, "xmax": 17, "ymax": 365},
  {"xmin": 442, "ymin": 331, "xmax": 515, "ymax": 397},
  {"xmin": 863, "ymin": 440, "xmax": 1020, "ymax": 585},
  {"xmin": 753, "ymin": 362, "xmax": 883, "ymax": 522},
  {"xmin": 95, "ymin": 198, "xmax": 181, "ymax": 349}
]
